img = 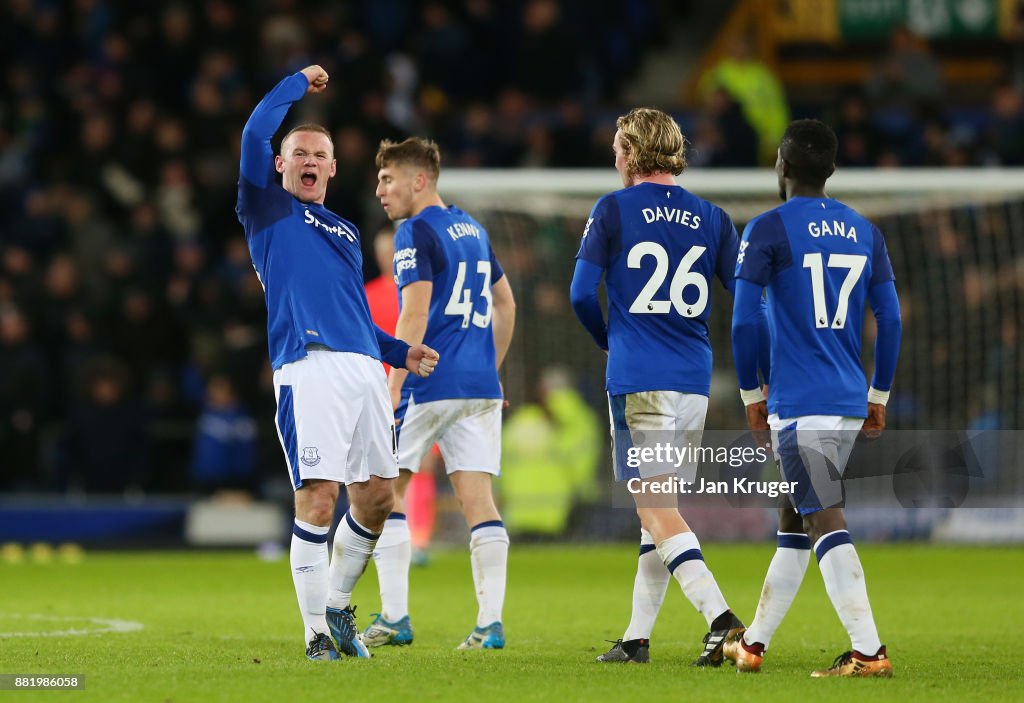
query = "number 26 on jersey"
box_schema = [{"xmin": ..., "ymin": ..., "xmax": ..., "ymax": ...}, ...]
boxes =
[{"xmin": 627, "ymin": 242, "xmax": 708, "ymax": 318}]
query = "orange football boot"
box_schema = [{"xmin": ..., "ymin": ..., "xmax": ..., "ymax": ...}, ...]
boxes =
[{"xmin": 811, "ymin": 646, "xmax": 893, "ymax": 678}]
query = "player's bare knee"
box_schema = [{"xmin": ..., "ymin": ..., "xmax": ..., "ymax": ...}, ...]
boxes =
[
  {"xmin": 360, "ymin": 479, "xmax": 395, "ymax": 524},
  {"xmin": 391, "ymin": 469, "xmax": 413, "ymax": 512},
  {"xmin": 778, "ymin": 503, "xmax": 804, "ymax": 534},
  {"xmin": 802, "ymin": 508, "xmax": 846, "ymax": 545},
  {"xmin": 294, "ymin": 480, "xmax": 339, "ymax": 526}
]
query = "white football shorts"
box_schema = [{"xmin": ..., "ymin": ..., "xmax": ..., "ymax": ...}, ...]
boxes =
[
  {"xmin": 609, "ymin": 390, "xmax": 709, "ymax": 481},
  {"xmin": 768, "ymin": 413, "xmax": 864, "ymax": 515},
  {"xmin": 273, "ymin": 350, "xmax": 399, "ymax": 489},
  {"xmin": 397, "ymin": 396, "xmax": 503, "ymax": 475}
]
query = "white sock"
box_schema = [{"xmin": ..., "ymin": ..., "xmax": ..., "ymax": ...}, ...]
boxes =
[
  {"xmin": 623, "ymin": 529, "xmax": 670, "ymax": 641},
  {"xmin": 373, "ymin": 512, "xmax": 411, "ymax": 621},
  {"xmin": 326, "ymin": 511, "xmax": 380, "ymax": 610},
  {"xmin": 656, "ymin": 531, "xmax": 729, "ymax": 627},
  {"xmin": 815, "ymin": 530, "xmax": 882, "ymax": 655},
  {"xmin": 290, "ymin": 519, "xmax": 330, "ymax": 644},
  {"xmin": 744, "ymin": 532, "xmax": 812, "ymax": 649},
  {"xmin": 469, "ymin": 520, "xmax": 509, "ymax": 627}
]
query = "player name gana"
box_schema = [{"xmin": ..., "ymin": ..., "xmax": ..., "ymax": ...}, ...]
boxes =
[
  {"xmin": 627, "ymin": 476, "xmax": 796, "ymax": 498},
  {"xmin": 641, "ymin": 206, "xmax": 701, "ymax": 229},
  {"xmin": 808, "ymin": 219, "xmax": 857, "ymax": 241}
]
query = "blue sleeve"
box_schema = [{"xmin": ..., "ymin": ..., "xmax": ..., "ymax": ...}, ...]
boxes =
[
  {"xmin": 239, "ymin": 72, "xmax": 309, "ymax": 189},
  {"xmin": 756, "ymin": 295, "xmax": 771, "ymax": 383},
  {"xmin": 576, "ymin": 195, "xmax": 621, "ymax": 267},
  {"xmin": 732, "ymin": 278, "xmax": 766, "ymax": 391},
  {"xmin": 869, "ymin": 226, "xmax": 896, "ymax": 286},
  {"xmin": 735, "ymin": 211, "xmax": 792, "ymax": 286},
  {"xmin": 375, "ymin": 324, "xmax": 411, "ymax": 369},
  {"xmin": 721, "ymin": 212, "xmax": 771, "ymax": 382},
  {"xmin": 716, "ymin": 210, "xmax": 741, "ymax": 290},
  {"xmin": 868, "ymin": 280, "xmax": 901, "ymax": 392},
  {"xmin": 489, "ymin": 245, "xmax": 505, "ymax": 283},
  {"xmin": 570, "ymin": 259, "xmax": 608, "ymax": 350},
  {"xmin": 393, "ymin": 220, "xmax": 443, "ymax": 289}
]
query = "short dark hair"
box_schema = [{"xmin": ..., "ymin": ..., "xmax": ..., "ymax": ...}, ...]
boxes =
[
  {"xmin": 280, "ymin": 123, "xmax": 334, "ymax": 154},
  {"xmin": 780, "ymin": 119, "xmax": 837, "ymax": 188},
  {"xmin": 375, "ymin": 137, "xmax": 441, "ymax": 183}
]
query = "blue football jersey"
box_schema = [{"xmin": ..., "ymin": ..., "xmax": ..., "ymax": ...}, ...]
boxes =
[
  {"xmin": 393, "ymin": 205, "xmax": 504, "ymax": 402},
  {"xmin": 236, "ymin": 73, "xmax": 382, "ymax": 370},
  {"xmin": 576, "ymin": 182, "xmax": 740, "ymax": 396},
  {"xmin": 735, "ymin": 196, "xmax": 895, "ymax": 418}
]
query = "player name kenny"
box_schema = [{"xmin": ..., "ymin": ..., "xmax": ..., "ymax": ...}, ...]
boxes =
[{"xmin": 447, "ymin": 222, "xmax": 481, "ymax": 240}]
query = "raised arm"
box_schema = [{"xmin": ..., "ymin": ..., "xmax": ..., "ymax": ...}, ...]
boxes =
[{"xmin": 239, "ymin": 66, "xmax": 327, "ymax": 188}]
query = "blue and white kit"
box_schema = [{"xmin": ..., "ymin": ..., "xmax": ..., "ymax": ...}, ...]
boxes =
[
  {"xmin": 732, "ymin": 196, "xmax": 902, "ymax": 513},
  {"xmin": 237, "ymin": 71, "xmax": 408, "ymax": 487},
  {"xmin": 392, "ymin": 205, "xmax": 505, "ymax": 474},
  {"xmin": 571, "ymin": 183, "xmax": 769, "ymax": 480}
]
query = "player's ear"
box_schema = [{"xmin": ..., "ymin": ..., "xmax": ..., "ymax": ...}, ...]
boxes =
[
  {"xmin": 329, "ymin": 158, "xmax": 337, "ymax": 178},
  {"xmin": 274, "ymin": 155, "xmax": 285, "ymax": 174},
  {"xmin": 414, "ymin": 170, "xmax": 427, "ymax": 193},
  {"xmin": 826, "ymin": 164, "xmax": 836, "ymax": 179}
]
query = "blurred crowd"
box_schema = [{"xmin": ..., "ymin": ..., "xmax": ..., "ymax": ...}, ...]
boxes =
[
  {"xmin": 0, "ymin": 0, "xmax": 1019, "ymax": 494},
  {"xmin": 0, "ymin": 0, "xmax": 679, "ymax": 493}
]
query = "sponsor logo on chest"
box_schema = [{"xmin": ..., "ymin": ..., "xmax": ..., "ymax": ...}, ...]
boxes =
[{"xmin": 304, "ymin": 209, "xmax": 357, "ymax": 243}]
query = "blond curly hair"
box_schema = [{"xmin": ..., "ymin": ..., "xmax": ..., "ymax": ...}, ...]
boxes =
[{"xmin": 616, "ymin": 108, "xmax": 687, "ymax": 178}]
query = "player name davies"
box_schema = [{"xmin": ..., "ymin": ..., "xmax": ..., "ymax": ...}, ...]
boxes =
[
  {"xmin": 642, "ymin": 207, "xmax": 701, "ymax": 229},
  {"xmin": 808, "ymin": 219, "xmax": 857, "ymax": 241},
  {"xmin": 447, "ymin": 222, "xmax": 481, "ymax": 240}
]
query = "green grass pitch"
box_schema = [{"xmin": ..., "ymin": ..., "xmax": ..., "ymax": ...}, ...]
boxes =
[{"xmin": 0, "ymin": 544, "xmax": 1021, "ymax": 702}]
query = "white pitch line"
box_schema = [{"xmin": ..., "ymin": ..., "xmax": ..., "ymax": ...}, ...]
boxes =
[{"xmin": 0, "ymin": 614, "xmax": 144, "ymax": 637}]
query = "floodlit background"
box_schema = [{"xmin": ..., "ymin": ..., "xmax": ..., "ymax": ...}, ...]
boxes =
[{"xmin": 1, "ymin": 0, "xmax": 1023, "ymax": 548}]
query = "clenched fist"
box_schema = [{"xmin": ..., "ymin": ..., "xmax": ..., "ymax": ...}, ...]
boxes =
[
  {"xmin": 406, "ymin": 344, "xmax": 439, "ymax": 379},
  {"xmin": 300, "ymin": 65, "xmax": 328, "ymax": 94}
]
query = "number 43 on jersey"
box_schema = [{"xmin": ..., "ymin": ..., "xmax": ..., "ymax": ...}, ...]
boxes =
[{"xmin": 445, "ymin": 260, "xmax": 493, "ymax": 328}]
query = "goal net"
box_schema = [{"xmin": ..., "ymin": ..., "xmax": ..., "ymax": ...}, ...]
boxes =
[
  {"xmin": 433, "ymin": 168, "xmax": 1024, "ymax": 542},
  {"xmin": 440, "ymin": 167, "xmax": 1024, "ymax": 430}
]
